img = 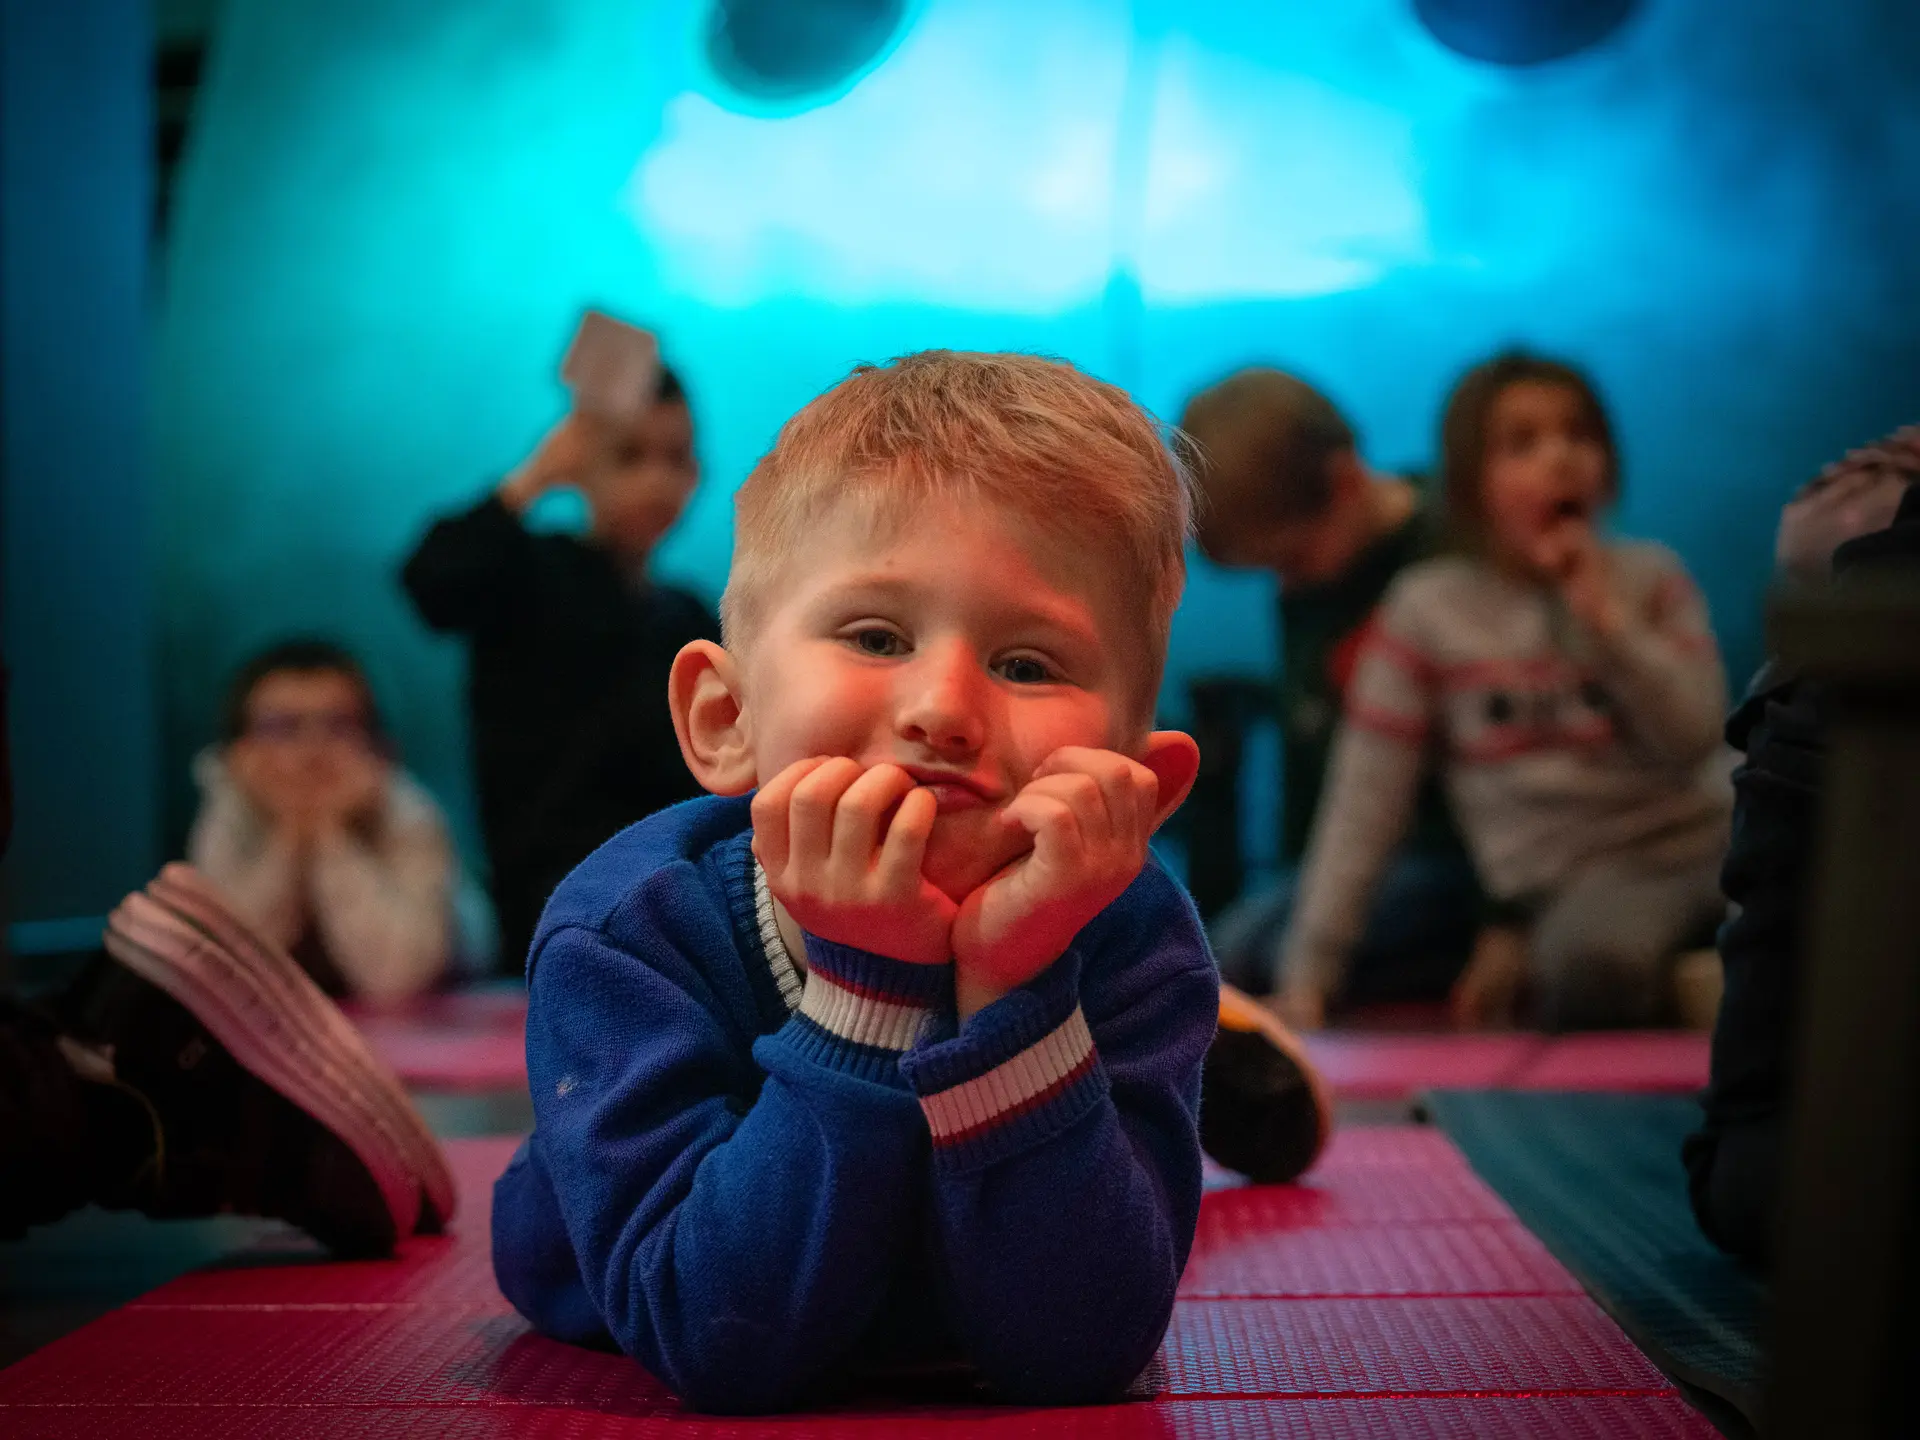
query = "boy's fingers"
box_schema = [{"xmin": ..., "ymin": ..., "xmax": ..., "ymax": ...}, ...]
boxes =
[
  {"xmin": 1002, "ymin": 791, "xmax": 1086, "ymax": 867},
  {"xmin": 787, "ymin": 757, "xmax": 864, "ymax": 872},
  {"xmin": 750, "ymin": 756, "xmax": 833, "ymax": 872},
  {"xmin": 1086, "ymin": 754, "xmax": 1156, "ymax": 841},
  {"xmin": 832, "ymin": 763, "xmax": 918, "ymax": 869},
  {"xmin": 875, "ymin": 785, "xmax": 939, "ymax": 894},
  {"xmin": 1016, "ymin": 770, "xmax": 1112, "ymax": 841}
]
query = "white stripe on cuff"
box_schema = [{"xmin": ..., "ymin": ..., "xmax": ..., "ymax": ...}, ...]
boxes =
[
  {"xmin": 798, "ymin": 970, "xmax": 932, "ymax": 1052},
  {"xmin": 919, "ymin": 1006, "xmax": 1095, "ymax": 1143}
]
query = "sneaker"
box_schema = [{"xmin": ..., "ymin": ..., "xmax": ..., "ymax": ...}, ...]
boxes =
[
  {"xmin": 1201, "ymin": 984, "xmax": 1333, "ymax": 1184},
  {"xmin": 62, "ymin": 864, "xmax": 454, "ymax": 1254},
  {"xmin": 138, "ymin": 863, "xmax": 454, "ymax": 1228}
]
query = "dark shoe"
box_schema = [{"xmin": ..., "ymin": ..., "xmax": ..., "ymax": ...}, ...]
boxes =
[
  {"xmin": 136, "ymin": 864, "xmax": 454, "ymax": 1228},
  {"xmin": 1200, "ymin": 984, "xmax": 1332, "ymax": 1184},
  {"xmin": 63, "ymin": 955, "xmax": 399, "ymax": 1257},
  {"xmin": 63, "ymin": 864, "xmax": 455, "ymax": 1253}
]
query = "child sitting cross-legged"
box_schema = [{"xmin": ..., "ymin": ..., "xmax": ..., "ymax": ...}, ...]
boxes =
[
  {"xmin": 491, "ymin": 351, "xmax": 1235, "ymax": 1412},
  {"xmin": 1277, "ymin": 352, "xmax": 1732, "ymax": 1033}
]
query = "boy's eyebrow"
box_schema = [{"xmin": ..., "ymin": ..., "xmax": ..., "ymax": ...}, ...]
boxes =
[{"xmin": 814, "ymin": 573, "xmax": 1104, "ymax": 646}]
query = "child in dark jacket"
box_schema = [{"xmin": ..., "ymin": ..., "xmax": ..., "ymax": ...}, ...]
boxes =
[
  {"xmin": 402, "ymin": 357, "xmax": 716, "ymax": 969},
  {"xmin": 490, "ymin": 351, "xmax": 1221, "ymax": 1412}
]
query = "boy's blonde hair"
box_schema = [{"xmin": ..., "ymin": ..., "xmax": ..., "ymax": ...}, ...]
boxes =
[{"xmin": 723, "ymin": 350, "xmax": 1193, "ymax": 719}]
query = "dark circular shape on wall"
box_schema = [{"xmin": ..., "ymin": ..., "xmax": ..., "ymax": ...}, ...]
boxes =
[
  {"xmin": 706, "ymin": 0, "xmax": 906, "ymax": 101},
  {"xmin": 1413, "ymin": 0, "xmax": 1638, "ymax": 66}
]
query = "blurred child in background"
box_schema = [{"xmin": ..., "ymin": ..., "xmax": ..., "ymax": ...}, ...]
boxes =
[
  {"xmin": 189, "ymin": 639, "xmax": 454, "ymax": 1005},
  {"xmin": 1277, "ymin": 352, "xmax": 1730, "ymax": 1031},
  {"xmin": 1180, "ymin": 369, "xmax": 1481, "ymax": 1020},
  {"xmin": 403, "ymin": 330, "xmax": 716, "ymax": 969}
]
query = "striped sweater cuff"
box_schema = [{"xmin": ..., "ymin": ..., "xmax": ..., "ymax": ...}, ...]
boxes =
[
  {"xmin": 899, "ymin": 956, "xmax": 1107, "ymax": 1171},
  {"xmin": 777, "ymin": 937, "xmax": 950, "ymax": 1086}
]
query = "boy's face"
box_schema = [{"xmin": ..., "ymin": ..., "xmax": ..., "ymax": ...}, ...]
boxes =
[
  {"xmin": 231, "ymin": 669, "xmax": 381, "ymax": 811},
  {"xmin": 1201, "ymin": 450, "xmax": 1365, "ymax": 590},
  {"xmin": 587, "ymin": 398, "xmax": 699, "ymax": 560},
  {"xmin": 1225, "ymin": 513, "xmax": 1354, "ymax": 589},
  {"xmin": 734, "ymin": 494, "xmax": 1143, "ymax": 902}
]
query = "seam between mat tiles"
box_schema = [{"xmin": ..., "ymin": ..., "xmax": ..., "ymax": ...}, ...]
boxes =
[{"xmin": 1175, "ymin": 1297, "xmax": 1582, "ymax": 1305}]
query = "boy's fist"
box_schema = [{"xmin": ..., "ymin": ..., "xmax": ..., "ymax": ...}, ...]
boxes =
[
  {"xmin": 752, "ymin": 756, "xmax": 957, "ymax": 967},
  {"xmin": 951, "ymin": 747, "xmax": 1161, "ymax": 1018}
]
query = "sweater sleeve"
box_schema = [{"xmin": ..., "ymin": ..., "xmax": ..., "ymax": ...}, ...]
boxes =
[
  {"xmin": 306, "ymin": 785, "xmax": 453, "ymax": 1005},
  {"xmin": 515, "ymin": 913, "xmax": 951, "ymax": 1414},
  {"xmin": 1278, "ymin": 600, "xmax": 1437, "ymax": 997},
  {"xmin": 896, "ymin": 871, "xmax": 1215, "ymax": 1405},
  {"xmin": 1580, "ymin": 546, "xmax": 1727, "ymax": 765},
  {"xmin": 400, "ymin": 492, "xmax": 537, "ymax": 635}
]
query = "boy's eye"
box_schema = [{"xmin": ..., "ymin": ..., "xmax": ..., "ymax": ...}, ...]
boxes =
[
  {"xmin": 848, "ymin": 627, "xmax": 907, "ymax": 658},
  {"xmin": 998, "ymin": 655, "xmax": 1056, "ymax": 685}
]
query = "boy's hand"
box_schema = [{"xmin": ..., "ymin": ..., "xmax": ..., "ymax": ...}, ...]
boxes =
[
  {"xmin": 950, "ymin": 747, "xmax": 1160, "ymax": 1020},
  {"xmin": 1449, "ymin": 924, "xmax": 1528, "ymax": 1030},
  {"xmin": 497, "ymin": 413, "xmax": 610, "ymax": 514},
  {"xmin": 752, "ymin": 756, "xmax": 957, "ymax": 966}
]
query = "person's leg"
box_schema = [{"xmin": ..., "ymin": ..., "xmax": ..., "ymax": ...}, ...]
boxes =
[
  {"xmin": 1682, "ymin": 1117, "xmax": 1779, "ymax": 1269},
  {"xmin": 1205, "ymin": 850, "xmax": 1481, "ymax": 1006},
  {"xmin": 1529, "ymin": 853, "xmax": 1726, "ymax": 1031},
  {"xmin": 1205, "ymin": 874, "xmax": 1299, "ymax": 996},
  {"xmin": 1338, "ymin": 850, "xmax": 1484, "ymax": 1008}
]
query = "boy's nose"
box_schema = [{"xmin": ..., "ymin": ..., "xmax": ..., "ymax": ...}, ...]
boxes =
[{"xmin": 896, "ymin": 642, "xmax": 986, "ymax": 757}]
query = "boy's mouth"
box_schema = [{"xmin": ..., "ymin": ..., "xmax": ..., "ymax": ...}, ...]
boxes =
[{"xmin": 901, "ymin": 765, "xmax": 1001, "ymax": 814}]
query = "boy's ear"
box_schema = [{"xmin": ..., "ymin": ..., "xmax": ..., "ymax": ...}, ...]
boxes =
[
  {"xmin": 668, "ymin": 640, "xmax": 757, "ymax": 796},
  {"xmin": 1141, "ymin": 730, "xmax": 1201, "ymax": 832}
]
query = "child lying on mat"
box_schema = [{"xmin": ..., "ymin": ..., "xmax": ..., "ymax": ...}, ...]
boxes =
[
  {"xmin": 1277, "ymin": 352, "xmax": 1731, "ymax": 1032},
  {"xmin": 491, "ymin": 351, "xmax": 1226, "ymax": 1412}
]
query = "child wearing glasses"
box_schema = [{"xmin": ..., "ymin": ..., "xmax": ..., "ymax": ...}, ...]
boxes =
[{"xmin": 186, "ymin": 639, "xmax": 455, "ymax": 1003}]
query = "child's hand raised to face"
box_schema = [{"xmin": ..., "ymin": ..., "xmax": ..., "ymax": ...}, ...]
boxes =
[
  {"xmin": 752, "ymin": 756, "xmax": 959, "ymax": 967},
  {"xmin": 950, "ymin": 745, "xmax": 1166, "ymax": 1020},
  {"xmin": 1534, "ymin": 519, "xmax": 1625, "ymax": 640}
]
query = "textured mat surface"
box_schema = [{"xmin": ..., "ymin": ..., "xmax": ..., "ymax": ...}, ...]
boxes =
[
  {"xmin": 0, "ymin": 1131, "xmax": 1719, "ymax": 1437},
  {"xmin": 1303, "ymin": 1031, "xmax": 1709, "ymax": 1101},
  {"xmin": 1425, "ymin": 1090, "xmax": 1765, "ymax": 1435}
]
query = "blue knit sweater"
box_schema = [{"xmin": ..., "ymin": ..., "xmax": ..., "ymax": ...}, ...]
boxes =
[{"xmin": 491, "ymin": 794, "xmax": 1217, "ymax": 1413}]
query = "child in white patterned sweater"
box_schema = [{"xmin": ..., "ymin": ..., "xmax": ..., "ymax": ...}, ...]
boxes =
[{"xmin": 1277, "ymin": 353, "xmax": 1731, "ymax": 1031}]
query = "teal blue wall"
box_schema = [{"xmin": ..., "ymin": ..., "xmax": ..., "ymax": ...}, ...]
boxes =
[
  {"xmin": 156, "ymin": 0, "xmax": 1920, "ymax": 880},
  {"xmin": 3, "ymin": 0, "xmax": 155, "ymax": 933}
]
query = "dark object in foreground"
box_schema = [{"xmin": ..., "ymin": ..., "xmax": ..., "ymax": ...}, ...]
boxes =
[
  {"xmin": 1763, "ymin": 578, "xmax": 1920, "ymax": 1440},
  {"xmin": 1, "ymin": 865, "xmax": 452, "ymax": 1255},
  {"xmin": 1202, "ymin": 986, "xmax": 1332, "ymax": 1185}
]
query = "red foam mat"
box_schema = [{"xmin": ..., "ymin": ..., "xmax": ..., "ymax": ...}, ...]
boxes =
[
  {"xmin": 0, "ymin": 1397, "xmax": 1722, "ymax": 1439},
  {"xmin": 347, "ymin": 993, "xmax": 529, "ymax": 1092},
  {"xmin": 1507, "ymin": 1031, "xmax": 1709, "ymax": 1092},
  {"xmin": 1302, "ymin": 1030, "xmax": 1710, "ymax": 1101},
  {"xmin": 0, "ymin": 1132, "xmax": 1716, "ymax": 1437},
  {"xmin": 1302, "ymin": 1033, "xmax": 1541, "ymax": 1099}
]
